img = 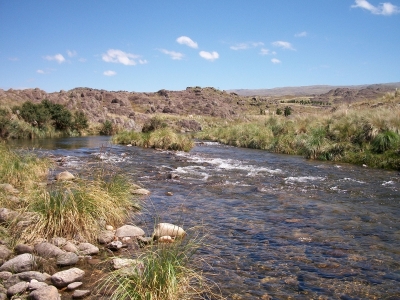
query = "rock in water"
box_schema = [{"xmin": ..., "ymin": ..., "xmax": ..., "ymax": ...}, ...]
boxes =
[{"xmin": 153, "ymin": 223, "xmax": 186, "ymax": 239}]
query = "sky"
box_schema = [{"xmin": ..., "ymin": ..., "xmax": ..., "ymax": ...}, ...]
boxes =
[{"xmin": 0, "ymin": 0, "xmax": 399, "ymax": 93}]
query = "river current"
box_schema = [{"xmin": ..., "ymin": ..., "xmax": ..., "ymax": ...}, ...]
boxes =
[{"xmin": 11, "ymin": 136, "xmax": 400, "ymax": 299}]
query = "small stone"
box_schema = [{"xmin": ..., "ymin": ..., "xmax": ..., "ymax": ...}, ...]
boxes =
[
  {"xmin": 57, "ymin": 252, "xmax": 79, "ymax": 266},
  {"xmin": 67, "ymin": 281, "xmax": 83, "ymax": 290},
  {"xmin": 28, "ymin": 281, "xmax": 48, "ymax": 290},
  {"xmin": 97, "ymin": 230, "xmax": 115, "ymax": 244},
  {"xmin": 34, "ymin": 242, "xmax": 64, "ymax": 258},
  {"xmin": 7, "ymin": 281, "xmax": 28, "ymax": 298},
  {"xmin": 0, "ymin": 183, "xmax": 19, "ymax": 194},
  {"xmin": 29, "ymin": 285, "xmax": 60, "ymax": 300},
  {"xmin": 158, "ymin": 236, "xmax": 174, "ymax": 243},
  {"xmin": 153, "ymin": 223, "xmax": 186, "ymax": 239},
  {"xmin": 112, "ymin": 258, "xmax": 142, "ymax": 270},
  {"xmin": 63, "ymin": 241, "xmax": 78, "ymax": 253},
  {"xmin": 72, "ymin": 289, "xmax": 90, "ymax": 299},
  {"xmin": 166, "ymin": 192, "xmax": 173, "ymax": 196},
  {"xmin": 77, "ymin": 243, "xmax": 99, "ymax": 255},
  {"xmin": 55, "ymin": 171, "xmax": 75, "ymax": 181},
  {"xmin": 107, "ymin": 240, "xmax": 123, "ymax": 251},
  {"xmin": 130, "ymin": 188, "xmax": 150, "ymax": 195},
  {"xmin": 105, "ymin": 225, "xmax": 114, "ymax": 231},
  {"xmin": 51, "ymin": 268, "xmax": 85, "ymax": 288},
  {"xmin": 0, "ymin": 245, "xmax": 12, "ymax": 261},
  {"xmin": 14, "ymin": 244, "xmax": 34, "ymax": 254},
  {"xmin": 0, "ymin": 253, "xmax": 35, "ymax": 273},
  {"xmin": 115, "ymin": 225, "xmax": 145, "ymax": 238},
  {"xmin": 51, "ymin": 237, "xmax": 67, "ymax": 247}
]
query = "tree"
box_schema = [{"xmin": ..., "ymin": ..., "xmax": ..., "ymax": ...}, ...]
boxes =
[
  {"xmin": 284, "ymin": 106, "xmax": 292, "ymax": 117},
  {"xmin": 276, "ymin": 108, "xmax": 283, "ymax": 115},
  {"xmin": 41, "ymin": 99, "xmax": 72, "ymax": 130},
  {"xmin": 73, "ymin": 111, "xmax": 89, "ymax": 131}
]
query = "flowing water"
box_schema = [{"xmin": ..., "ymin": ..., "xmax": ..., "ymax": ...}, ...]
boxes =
[{"xmin": 10, "ymin": 136, "xmax": 400, "ymax": 299}]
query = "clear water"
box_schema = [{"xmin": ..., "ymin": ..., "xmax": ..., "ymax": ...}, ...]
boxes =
[{"xmin": 10, "ymin": 136, "xmax": 400, "ymax": 299}]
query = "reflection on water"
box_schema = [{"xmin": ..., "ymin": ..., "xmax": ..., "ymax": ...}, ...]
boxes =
[{"xmin": 9, "ymin": 137, "xmax": 400, "ymax": 299}]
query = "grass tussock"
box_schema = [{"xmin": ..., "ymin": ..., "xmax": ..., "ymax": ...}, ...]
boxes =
[
  {"xmin": 0, "ymin": 143, "xmax": 50, "ymax": 192},
  {"xmin": 16, "ymin": 172, "xmax": 138, "ymax": 243},
  {"xmin": 100, "ymin": 229, "xmax": 221, "ymax": 300},
  {"xmin": 196, "ymin": 93, "xmax": 400, "ymax": 170},
  {"xmin": 113, "ymin": 127, "xmax": 194, "ymax": 152}
]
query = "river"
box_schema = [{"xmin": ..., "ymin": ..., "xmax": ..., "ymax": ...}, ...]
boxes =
[{"xmin": 10, "ymin": 136, "xmax": 400, "ymax": 299}]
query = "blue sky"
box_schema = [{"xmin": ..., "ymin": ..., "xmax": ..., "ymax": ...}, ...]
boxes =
[{"xmin": 1, "ymin": 0, "xmax": 399, "ymax": 92}]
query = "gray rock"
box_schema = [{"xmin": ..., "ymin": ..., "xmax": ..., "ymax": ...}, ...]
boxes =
[
  {"xmin": 51, "ymin": 237, "xmax": 67, "ymax": 247},
  {"xmin": 97, "ymin": 230, "xmax": 115, "ymax": 244},
  {"xmin": 112, "ymin": 258, "xmax": 143, "ymax": 270},
  {"xmin": 15, "ymin": 244, "xmax": 34, "ymax": 255},
  {"xmin": 3, "ymin": 274, "xmax": 22, "ymax": 289},
  {"xmin": 57, "ymin": 252, "xmax": 79, "ymax": 266},
  {"xmin": 18, "ymin": 271, "xmax": 50, "ymax": 282},
  {"xmin": 6, "ymin": 281, "xmax": 28, "ymax": 298},
  {"xmin": 63, "ymin": 241, "xmax": 78, "ymax": 253},
  {"xmin": 51, "ymin": 267, "xmax": 85, "ymax": 288},
  {"xmin": 34, "ymin": 242, "xmax": 64, "ymax": 258},
  {"xmin": 72, "ymin": 289, "xmax": 91, "ymax": 299},
  {"xmin": 67, "ymin": 281, "xmax": 83, "ymax": 290},
  {"xmin": 0, "ymin": 271, "xmax": 12, "ymax": 281},
  {"xmin": 0, "ymin": 208, "xmax": 18, "ymax": 223},
  {"xmin": 115, "ymin": 225, "xmax": 145, "ymax": 238},
  {"xmin": 28, "ymin": 280, "xmax": 48, "ymax": 290},
  {"xmin": 77, "ymin": 243, "xmax": 99, "ymax": 255},
  {"xmin": 29, "ymin": 285, "xmax": 61, "ymax": 300},
  {"xmin": 0, "ymin": 253, "xmax": 35, "ymax": 273},
  {"xmin": 0, "ymin": 245, "xmax": 11, "ymax": 261}
]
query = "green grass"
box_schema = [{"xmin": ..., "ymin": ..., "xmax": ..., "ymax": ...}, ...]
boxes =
[
  {"xmin": 113, "ymin": 127, "xmax": 194, "ymax": 152},
  {"xmin": 100, "ymin": 229, "xmax": 220, "ymax": 300}
]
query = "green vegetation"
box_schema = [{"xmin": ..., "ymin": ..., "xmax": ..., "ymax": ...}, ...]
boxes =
[
  {"xmin": 0, "ymin": 99, "xmax": 89, "ymax": 139},
  {"xmin": 100, "ymin": 232, "xmax": 217, "ymax": 300},
  {"xmin": 113, "ymin": 116, "xmax": 194, "ymax": 152},
  {"xmin": 197, "ymin": 93, "xmax": 400, "ymax": 170}
]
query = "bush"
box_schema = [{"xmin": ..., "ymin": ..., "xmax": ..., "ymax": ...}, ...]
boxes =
[
  {"xmin": 371, "ymin": 130, "xmax": 400, "ymax": 153},
  {"xmin": 100, "ymin": 120, "xmax": 114, "ymax": 135}
]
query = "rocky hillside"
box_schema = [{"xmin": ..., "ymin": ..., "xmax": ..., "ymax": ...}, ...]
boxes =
[
  {"xmin": 0, "ymin": 87, "xmax": 249, "ymax": 130},
  {"xmin": 1, "ymin": 83, "xmax": 398, "ymax": 131}
]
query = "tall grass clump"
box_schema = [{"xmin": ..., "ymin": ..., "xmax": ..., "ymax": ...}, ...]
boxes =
[
  {"xmin": 17, "ymin": 172, "xmax": 137, "ymax": 243},
  {"xmin": 0, "ymin": 143, "xmax": 50, "ymax": 191},
  {"xmin": 100, "ymin": 230, "xmax": 219, "ymax": 300}
]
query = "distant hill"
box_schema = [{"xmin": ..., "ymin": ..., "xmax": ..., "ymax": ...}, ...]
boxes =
[{"xmin": 227, "ymin": 82, "xmax": 400, "ymax": 96}]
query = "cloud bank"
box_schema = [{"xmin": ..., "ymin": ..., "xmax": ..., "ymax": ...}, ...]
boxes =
[
  {"xmin": 44, "ymin": 54, "xmax": 65, "ymax": 63},
  {"xmin": 351, "ymin": 0, "xmax": 400, "ymax": 15},
  {"xmin": 199, "ymin": 51, "xmax": 219, "ymax": 61},
  {"xmin": 176, "ymin": 36, "xmax": 198, "ymax": 48},
  {"xmin": 102, "ymin": 49, "xmax": 141, "ymax": 65}
]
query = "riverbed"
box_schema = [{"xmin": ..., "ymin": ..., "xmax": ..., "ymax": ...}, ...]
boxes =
[{"xmin": 10, "ymin": 136, "xmax": 400, "ymax": 299}]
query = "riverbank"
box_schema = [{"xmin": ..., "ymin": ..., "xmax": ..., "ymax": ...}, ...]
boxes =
[
  {"xmin": 0, "ymin": 144, "xmax": 213, "ymax": 299},
  {"xmin": 196, "ymin": 92, "xmax": 400, "ymax": 170}
]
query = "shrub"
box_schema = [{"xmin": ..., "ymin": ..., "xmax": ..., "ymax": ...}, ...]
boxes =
[
  {"xmin": 100, "ymin": 120, "xmax": 114, "ymax": 135},
  {"xmin": 371, "ymin": 130, "xmax": 400, "ymax": 153}
]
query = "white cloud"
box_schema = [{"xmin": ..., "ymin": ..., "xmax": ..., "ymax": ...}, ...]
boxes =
[
  {"xmin": 295, "ymin": 31, "xmax": 308, "ymax": 37},
  {"xmin": 102, "ymin": 49, "xmax": 141, "ymax": 65},
  {"xmin": 230, "ymin": 42, "xmax": 264, "ymax": 50},
  {"xmin": 139, "ymin": 59, "xmax": 148, "ymax": 64},
  {"xmin": 44, "ymin": 54, "xmax": 65, "ymax": 63},
  {"xmin": 271, "ymin": 58, "xmax": 281, "ymax": 64},
  {"xmin": 159, "ymin": 49, "xmax": 184, "ymax": 60},
  {"xmin": 8, "ymin": 57, "xmax": 19, "ymax": 61},
  {"xmin": 351, "ymin": 0, "xmax": 400, "ymax": 15},
  {"xmin": 67, "ymin": 50, "xmax": 77, "ymax": 57},
  {"xmin": 103, "ymin": 70, "xmax": 116, "ymax": 76},
  {"xmin": 199, "ymin": 51, "xmax": 219, "ymax": 61},
  {"xmin": 37, "ymin": 69, "xmax": 45, "ymax": 74},
  {"xmin": 260, "ymin": 48, "xmax": 276, "ymax": 55},
  {"xmin": 272, "ymin": 41, "xmax": 295, "ymax": 50},
  {"xmin": 176, "ymin": 36, "xmax": 198, "ymax": 49}
]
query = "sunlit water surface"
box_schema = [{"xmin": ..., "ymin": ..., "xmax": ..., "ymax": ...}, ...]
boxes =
[{"xmin": 10, "ymin": 136, "xmax": 400, "ymax": 299}]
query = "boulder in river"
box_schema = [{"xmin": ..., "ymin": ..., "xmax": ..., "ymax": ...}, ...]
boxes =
[{"xmin": 152, "ymin": 223, "xmax": 186, "ymax": 239}]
